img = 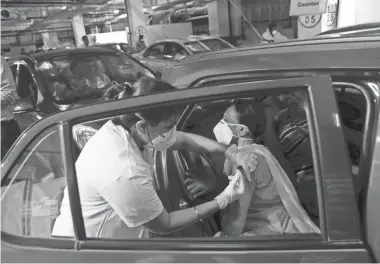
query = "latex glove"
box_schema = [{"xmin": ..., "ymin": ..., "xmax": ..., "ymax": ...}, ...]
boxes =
[
  {"xmin": 215, "ymin": 170, "xmax": 245, "ymax": 210},
  {"xmin": 225, "ymin": 144, "xmax": 258, "ymax": 182},
  {"xmin": 184, "ymin": 177, "xmax": 214, "ymax": 199}
]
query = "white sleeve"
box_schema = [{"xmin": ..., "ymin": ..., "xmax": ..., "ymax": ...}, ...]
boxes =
[{"xmin": 99, "ymin": 173, "xmax": 164, "ymax": 228}]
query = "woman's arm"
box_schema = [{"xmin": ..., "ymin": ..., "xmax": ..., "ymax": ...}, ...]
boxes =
[
  {"xmin": 170, "ymin": 131, "xmax": 258, "ymax": 182},
  {"xmin": 170, "ymin": 131, "xmax": 227, "ymax": 156},
  {"xmin": 220, "ymin": 171, "xmax": 256, "ymax": 236}
]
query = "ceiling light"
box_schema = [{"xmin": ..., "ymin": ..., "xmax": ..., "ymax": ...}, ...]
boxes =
[
  {"xmin": 61, "ymin": 6, "xmax": 67, "ymax": 10},
  {"xmin": 113, "ymin": 9, "xmax": 120, "ymax": 14},
  {"xmin": 119, "ymin": 14, "xmax": 127, "ymax": 18}
]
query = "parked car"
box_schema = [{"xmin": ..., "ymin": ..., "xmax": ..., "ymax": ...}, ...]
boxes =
[
  {"xmin": 316, "ymin": 22, "xmax": 380, "ymax": 38},
  {"xmin": 134, "ymin": 35, "xmax": 235, "ymax": 73},
  {"xmin": 1, "ymin": 36, "xmax": 379, "ymax": 263},
  {"xmin": 6, "ymin": 47, "xmax": 161, "ymax": 132},
  {"xmin": 93, "ymin": 43, "xmax": 138, "ymax": 55}
]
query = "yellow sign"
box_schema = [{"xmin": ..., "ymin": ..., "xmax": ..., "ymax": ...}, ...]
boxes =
[{"xmin": 290, "ymin": 0, "xmax": 328, "ymax": 16}]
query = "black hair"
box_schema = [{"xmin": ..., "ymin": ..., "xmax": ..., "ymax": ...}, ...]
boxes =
[
  {"xmin": 268, "ymin": 21, "xmax": 277, "ymax": 36},
  {"xmin": 139, "ymin": 35, "xmax": 144, "ymax": 40},
  {"xmin": 112, "ymin": 77, "xmax": 183, "ymax": 129},
  {"xmin": 82, "ymin": 35, "xmax": 88, "ymax": 42},
  {"xmin": 233, "ymin": 99, "xmax": 267, "ymax": 139}
]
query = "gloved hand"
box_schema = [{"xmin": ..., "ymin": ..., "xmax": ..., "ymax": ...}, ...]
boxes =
[
  {"xmin": 225, "ymin": 144, "xmax": 258, "ymax": 182},
  {"xmin": 215, "ymin": 170, "xmax": 245, "ymax": 210}
]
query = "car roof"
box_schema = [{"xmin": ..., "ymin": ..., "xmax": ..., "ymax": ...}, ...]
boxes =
[
  {"xmin": 155, "ymin": 36, "xmax": 222, "ymax": 44},
  {"xmin": 164, "ymin": 36, "xmax": 380, "ymax": 88},
  {"xmin": 26, "ymin": 47, "xmax": 119, "ymax": 62},
  {"xmin": 317, "ymin": 22, "xmax": 380, "ymax": 36}
]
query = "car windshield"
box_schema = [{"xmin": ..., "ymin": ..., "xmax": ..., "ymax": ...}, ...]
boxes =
[
  {"xmin": 37, "ymin": 53, "xmax": 155, "ymax": 104},
  {"xmin": 199, "ymin": 39, "xmax": 232, "ymax": 50},
  {"xmin": 184, "ymin": 41, "xmax": 207, "ymax": 53},
  {"xmin": 118, "ymin": 44, "xmax": 138, "ymax": 54}
]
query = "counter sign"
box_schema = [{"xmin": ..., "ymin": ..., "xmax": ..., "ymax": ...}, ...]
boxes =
[
  {"xmin": 290, "ymin": 0, "xmax": 328, "ymax": 16},
  {"xmin": 135, "ymin": 26, "xmax": 147, "ymax": 38}
]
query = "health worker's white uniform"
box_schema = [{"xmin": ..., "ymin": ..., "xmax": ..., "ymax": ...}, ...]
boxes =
[{"xmin": 52, "ymin": 121, "xmax": 164, "ymax": 238}]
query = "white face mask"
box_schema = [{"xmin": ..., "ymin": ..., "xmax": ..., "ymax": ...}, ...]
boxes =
[
  {"xmin": 148, "ymin": 126, "xmax": 177, "ymax": 151},
  {"xmin": 213, "ymin": 119, "xmax": 250, "ymax": 145}
]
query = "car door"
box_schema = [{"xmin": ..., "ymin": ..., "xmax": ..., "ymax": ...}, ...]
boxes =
[
  {"xmin": 140, "ymin": 43, "xmax": 168, "ymax": 73},
  {"xmin": 1, "ymin": 76, "xmax": 372, "ymax": 262}
]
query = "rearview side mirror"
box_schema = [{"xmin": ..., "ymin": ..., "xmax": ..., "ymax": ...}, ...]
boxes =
[
  {"xmin": 154, "ymin": 70, "xmax": 162, "ymax": 79},
  {"xmin": 12, "ymin": 100, "xmax": 35, "ymax": 114}
]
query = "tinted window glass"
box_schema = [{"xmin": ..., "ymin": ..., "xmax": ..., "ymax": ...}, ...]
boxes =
[
  {"xmin": 36, "ymin": 53, "xmax": 154, "ymax": 104},
  {"xmin": 1, "ymin": 125, "xmax": 68, "ymax": 238},
  {"xmin": 144, "ymin": 44, "xmax": 165, "ymax": 59},
  {"xmin": 200, "ymin": 39, "xmax": 232, "ymax": 50},
  {"xmin": 184, "ymin": 41, "xmax": 207, "ymax": 53}
]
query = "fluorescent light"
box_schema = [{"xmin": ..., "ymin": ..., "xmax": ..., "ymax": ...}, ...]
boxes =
[
  {"xmin": 119, "ymin": 13, "xmax": 127, "ymax": 18},
  {"xmin": 113, "ymin": 9, "xmax": 120, "ymax": 14},
  {"xmin": 61, "ymin": 5, "xmax": 67, "ymax": 10}
]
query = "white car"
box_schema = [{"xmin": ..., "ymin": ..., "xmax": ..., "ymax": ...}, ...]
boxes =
[{"xmin": 134, "ymin": 36, "xmax": 235, "ymax": 73}]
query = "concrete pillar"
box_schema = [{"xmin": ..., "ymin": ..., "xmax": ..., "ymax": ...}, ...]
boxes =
[
  {"xmin": 125, "ymin": 0, "xmax": 147, "ymax": 46},
  {"xmin": 72, "ymin": 14, "xmax": 86, "ymax": 47},
  {"xmin": 337, "ymin": 0, "xmax": 380, "ymax": 28},
  {"xmin": 207, "ymin": 0, "xmax": 242, "ymax": 41}
]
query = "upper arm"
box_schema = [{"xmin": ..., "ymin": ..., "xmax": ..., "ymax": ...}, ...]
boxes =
[
  {"xmin": 221, "ymin": 169, "xmax": 256, "ymax": 236},
  {"xmin": 99, "ymin": 174, "xmax": 164, "ymax": 228}
]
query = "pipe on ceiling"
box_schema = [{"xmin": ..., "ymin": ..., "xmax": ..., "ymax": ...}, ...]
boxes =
[{"xmin": 1, "ymin": 0, "xmax": 80, "ymax": 6}]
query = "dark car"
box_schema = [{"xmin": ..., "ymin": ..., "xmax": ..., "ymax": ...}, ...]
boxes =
[
  {"xmin": 7, "ymin": 47, "xmax": 160, "ymax": 131},
  {"xmin": 1, "ymin": 36, "xmax": 379, "ymax": 262},
  {"xmin": 93, "ymin": 43, "xmax": 138, "ymax": 55},
  {"xmin": 316, "ymin": 22, "xmax": 380, "ymax": 38}
]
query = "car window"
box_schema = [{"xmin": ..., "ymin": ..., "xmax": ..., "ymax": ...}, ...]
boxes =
[
  {"xmin": 16, "ymin": 64, "xmax": 38, "ymax": 106},
  {"xmin": 36, "ymin": 53, "xmax": 154, "ymax": 104},
  {"xmin": 165, "ymin": 43, "xmax": 188, "ymax": 61},
  {"xmin": 46, "ymin": 85, "xmax": 324, "ymax": 241},
  {"xmin": 143, "ymin": 43, "xmax": 165, "ymax": 59},
  {"xmin": 182, "ymin": 92, "xmax": 320, "ymax": 228},
  {"xmin": 184, "ymin": 41, "xmax": 207, "ymax": 53},
  {"xmin": 120, "ymin": 44, "xmax": 137, "ymax": 54},
  {"xmin": 199, "ymin": 39, "xmax": 233, "ymax": 50},
  {"xmin": 1, "ymin": 125, "xmax": 68, "ymax": 238}
]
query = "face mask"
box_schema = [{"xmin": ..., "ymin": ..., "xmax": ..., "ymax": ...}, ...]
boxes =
[
  {"xmin": 213, "ymin": 119, "xmax": 250, "ymax": 145},
  {"xmin": 148, "ymin": 126, "xmax": 177, "ymax": 151}
]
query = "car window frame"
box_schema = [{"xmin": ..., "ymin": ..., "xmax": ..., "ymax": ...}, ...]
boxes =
[
  {"xmin": 164, "ymin": 42, "xmax": 190, "ymax": 61},
  {"xmin": 8, "ymin": 60, "xmax": 41, "ymax": 107},
  {"xmin": 143, "ymin": 43, "xmax": 165, "ymax": 60},
  {"xmin": 1, "ymin": 76, "xmax": 361, "ymax": 251}
]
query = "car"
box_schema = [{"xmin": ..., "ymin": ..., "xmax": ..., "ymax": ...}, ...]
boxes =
[
  {"xmin": 6, "ymin": 47, "xmax": 161, "ymax": 132},
  {"xmin": 316, "ymin": 22, "xmax": 380, "ymax": 38},
  {"xmin": 93, "ymin": 43, "xmax": 138, "ymax": 55},
  {"xmin": 134, "ymin": 35, "xmax": 235, "ymax": 73},
  {"xmin": 1, "ymin": 36, "xmax": 379, "ymax": 263}
]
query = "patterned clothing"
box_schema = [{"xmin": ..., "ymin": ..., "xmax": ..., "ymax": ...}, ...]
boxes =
[{"xmin": 1, "ymin": 55, "xmax": 18, "ymax": 121}]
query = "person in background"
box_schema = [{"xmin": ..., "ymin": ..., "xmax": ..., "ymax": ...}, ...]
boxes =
[
  {"xmin": 81, "ymin": 35, "xmax": 90, "ymax": 47},
  {"xmin": 20, "ymin": 48, "xmax": 27, "ymax": 55},
  {"xmin": 135, "ymin": 35, "xmax": 147, "ymax": 52},
  {"xmin": 262, "ymin": 21, "xmax": 288, "ymax": 43},
  {"xmin": 1, "ymin": 55, "xmax": 21, "ymax": 160}
]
